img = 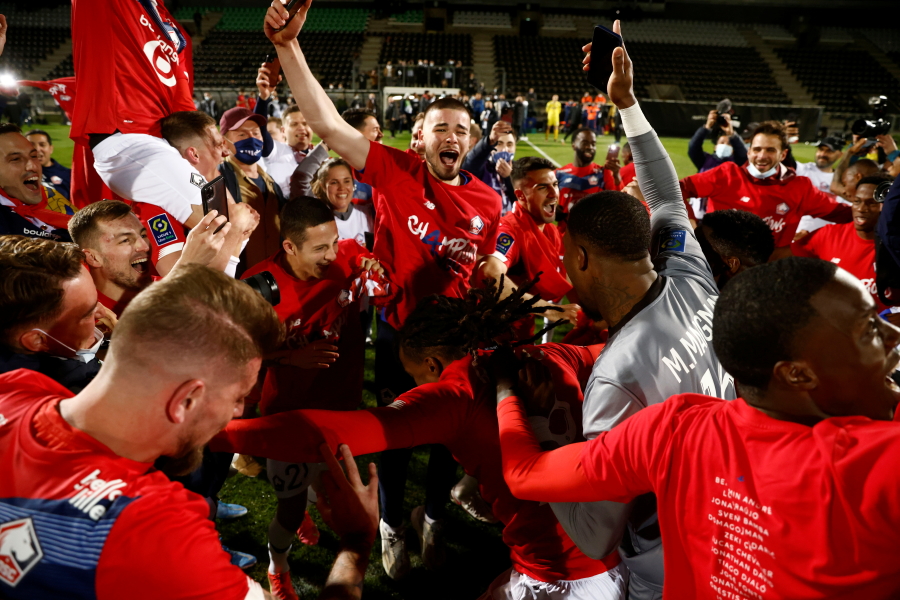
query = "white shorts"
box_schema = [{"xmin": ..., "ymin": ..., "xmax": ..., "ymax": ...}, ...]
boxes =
[
  {"xmin": 92, "ymin": 132, "xmax": 206, "ymax": 225},
  {"xmin": 266, "ymin": 460, "xmax": 326, "ymax": 500},
  {"xmin": 478, "ymin": 564, "xmax": 628, "ymax": 600}
]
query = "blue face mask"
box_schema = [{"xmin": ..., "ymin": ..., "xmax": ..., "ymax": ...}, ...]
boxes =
[
  {"xmin": 493, "ymin": 151, "xmax": 515, "ymax": 164},
  {"xmin": 233, "ymin": 137, "xmax": 264, "ymax": 164}
]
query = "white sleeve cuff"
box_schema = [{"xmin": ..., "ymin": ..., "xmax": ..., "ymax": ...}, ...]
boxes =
[
  {"xmin": 224, "ymin": 255, "xmax": 241, "ymax": 278},
  {"xmin": 619, "ymin": 103, "xmax": 652, "ymax": 138}
]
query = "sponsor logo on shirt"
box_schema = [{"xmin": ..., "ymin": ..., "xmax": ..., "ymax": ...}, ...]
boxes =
[
  {"xmin": 588, "ymin": 175, "xmax": 599, "ymax": 185},
  {"xmin": 469, "ymin": 216, "xmax": 484, "ymax": 235},
  {"xmin": 495, "ymin": 233, "xmax": 515, "ymax": 255},
  {"xmin": 189, "ymin": 173, "xmax": 206, "ymax": 188},
  {"xmin": 740, "ymin": 196, "xmax": 751, "ymax": 203},
  {"xmin": 0, "ymin": 518, "xmax": 43, "ymax": 587},
  {"xmin": 407, "ymin": 215, "xmax": 479, "ymax": 272},
  {"xmin": 69, "ymin": 469, "xmax": 127, "ymax": 521},
  {"xmin": 775, "ymin": 202, "xmax": 790, "ymax": 215},
  {"xmin": 659, "ymin": 230, "xmax": 687, "ymax": 253},
  {"xmin": 139, "ymin": 14, "xmax": 181, "ymax": 88},
  {"xmin": 761, "ymin": 216, "xmax": 784, "ymax": 233},
  {"xmin": 23, "ymin": 228, "xmax": 58, "ymax": 239},
  {"xmin": 424, "ymin": 201, "xmax": 436, "ymax": 210},
  {"xmin": 148, "ymin": 213, "xmax": 178, "ymax": 246},
  {"xmin": 830, "ymin": 258, "xmax": 841, "ymax": 264},
  {"xmin": 387, "ymin": 399, "xmax": 407, "ymax": 409}
]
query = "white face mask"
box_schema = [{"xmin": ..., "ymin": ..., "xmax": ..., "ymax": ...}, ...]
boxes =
[
  {"xmin": 33, "ymin": 327, "xmax": 104, "ymax": 363},
  {"xmin": 747, "ymin": 163, "xmax": 777, "ymax": 179},
  {"xmin": 715, "ymin": 144, "xmax": 733, "ymax": 159}
]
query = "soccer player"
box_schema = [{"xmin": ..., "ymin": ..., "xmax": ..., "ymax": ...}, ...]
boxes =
[
  {"xmin": 0, "ymin": 265, "xmax": 380, "ymax": 600},
  {"xmin": 478, "ymin": 157, "xmax": 579, "ymax": 335},
  {"xmin": 264, "ymin": 1, "xmax": 502, "ymax": 580},
  {"xmin": 556, "ymin": 128, "xmax": 618, "ymax": 224},
  {"xmin": 679, "ymin": 121, "xmax": 852, "ymax": 259},
  {"xmin": 548, "ymin": 22, "xmax": 735, "ymax": 599},
  {"xmin": 67, "ymin": 200, "xmax": 251, "ymax": 316},
  {"xmin": 793, "ymin": 173, "xmax": 893, "ymax": 311},
  {"xmin": 25, "ymin": 129, "xmax": 71, "ymax": 200},
  {"xmin": 71, "ymin": 0, "xmax": 205, "ymax": 276},
  {"xmin": 210, "ymin": 286, "xmax": 627, "ymax": 599},
  {"xmin": 240, "ymin": 198, "xmax": 387, "ymax": 599},
  {"xmin": 495, "ymin": 257, "xmax": 900, "ymax": 599},
  {"xmin": 0, "ymin": 124, "xmax": 75, "ymax": 241},
  {"xmin": 695, "ymin": 209, "xmax": 775, "ymax": 290},
  {"xmin": 545, "ymin": 94, "xmax": 562, "ymax": 141}
]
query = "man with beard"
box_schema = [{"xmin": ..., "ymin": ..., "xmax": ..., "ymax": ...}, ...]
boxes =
[
  {"xmin": 556, "ymin": 128, "xmax": 618, "ymax": 227},
  {"xmin": 264, "ymin": 1, "xmax": 502, "ymax": 582},
  {"xmin": 535, "ymin": 22, "xmax": 736, "ymax": 599},
  {"xmin": 67, "ymin": 200, "xmax": 254, "ymax": 316},
  {"xmin": 679, "ymin": 121, "xmax": 852, "ymax": 259},
  {"xmin": 0, "ymin": 265, "xmax": 381, "ymax": 600},
  {"xmin": 793, "ymin": 174, "xmax": 894, "ymax": 311}
]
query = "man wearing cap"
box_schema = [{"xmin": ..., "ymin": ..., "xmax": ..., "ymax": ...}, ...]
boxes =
[
  {"xmin": 794, "ymin": 136, "xmax": 848, "ymax": 236},
  {"xmin": 218, "ymin": 107, "xmax": 286, "ymax": 272}
]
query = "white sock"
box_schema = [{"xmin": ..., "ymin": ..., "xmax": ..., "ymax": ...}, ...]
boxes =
[
  {"xmin": 267, "ymin": 519, "xmax": 294, "ymax": 574},
  {"xmin": 380, "ymin": 519, "xmax": 403, "ymax": 536}
]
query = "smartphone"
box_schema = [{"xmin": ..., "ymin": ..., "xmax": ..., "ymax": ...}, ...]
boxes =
[
  {"xmin": 606, "ymin": 143, "xmax": 620, "ymax": 161},
  {"xmin": 201, "ymin": 176, "xmax": 229, "ymax": 232},
  {"xmin": 587, "ymin": 25, "xmax": 623, "ymax": 92},
  {"xmin": 277, "ymin": 0, "xmax": 308, "ymax": 30}
]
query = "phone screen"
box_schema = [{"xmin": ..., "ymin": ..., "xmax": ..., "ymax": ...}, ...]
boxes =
[
  {"xmin": 606, "ymin": 144, "xmax": 620, "ymax": 161},
  {"xmin": 587, "ymin": 25, "xmax": 623, "ymax": 92},
  {"xmin": 201, "ymin": 176, "xmax": 229, "ymax": 221}
]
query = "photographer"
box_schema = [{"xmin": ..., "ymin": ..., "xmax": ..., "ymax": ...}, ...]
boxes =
[
  {"xmin": 0, "ymin": 236, "xmax": 112, "ymax": 392},
  {"xmin": 687, "ymin": 109, "xmax": 747, "ymax": 173}
]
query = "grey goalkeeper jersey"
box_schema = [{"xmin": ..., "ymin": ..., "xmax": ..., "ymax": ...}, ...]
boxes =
[{"xmin": 550, "ymin": 127, "xmax": 736, "ymax": 600}]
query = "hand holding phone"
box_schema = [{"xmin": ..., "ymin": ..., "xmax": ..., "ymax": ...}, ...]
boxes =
[
  {"xmin": 278, "ymin": 0, "xmax": 309, "ymax": 31},
  {"xmin": 583, "ymin": 20, "xmax": 635, "ymax": 109},
  {"xmin": 606, "ymin": 143, "xmax": 620, "ymax": 161},
  {"xmin": 265, "ymin": 0, "xmax": 310, "ymax": 44},
  {"xmin": 201, "ymin": 176, "xmax": 229, "ymax": 233},
  {"xmin": 587, "ymin": 25, "xmax": 622, "ymax": 92}
]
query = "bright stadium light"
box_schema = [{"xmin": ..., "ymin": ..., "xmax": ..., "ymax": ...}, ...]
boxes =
[{"xmin": 0, "ymin": 73, "xmax": 16, "ymax": 89}]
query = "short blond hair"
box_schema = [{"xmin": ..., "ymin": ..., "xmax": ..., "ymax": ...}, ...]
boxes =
[{"xmin": 112, "ymin": 264, "xmax": 284, "ymax": 371}]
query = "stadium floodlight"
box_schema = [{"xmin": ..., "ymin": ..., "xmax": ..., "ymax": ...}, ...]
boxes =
[{"xmin": 0, "ymin": 73, "xmax": 17, "ymax": 89}]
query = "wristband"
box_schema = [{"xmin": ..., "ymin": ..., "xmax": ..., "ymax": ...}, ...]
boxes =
[
  {"xmin": 887, "ymin": 150, "xmax": 900, "ymax": 163},
  {"xmin": 619, "ymin": 103, "xmax": 652, "ymax": 138}
]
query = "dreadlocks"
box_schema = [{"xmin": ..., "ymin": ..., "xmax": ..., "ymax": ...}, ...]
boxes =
[{"xmin": 399, "ymin": 275, "xmax": 562, "ymax": 363}]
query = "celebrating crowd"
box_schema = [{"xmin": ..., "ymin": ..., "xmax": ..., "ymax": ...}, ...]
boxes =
[{"xmin": 1, "ymin": 4, "xmax": 900, "ymax": 600}]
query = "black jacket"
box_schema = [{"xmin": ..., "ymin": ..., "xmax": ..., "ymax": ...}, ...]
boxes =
[{"xmin": 0, "ymin": 348, "xmax": 102, "ymax": 393}]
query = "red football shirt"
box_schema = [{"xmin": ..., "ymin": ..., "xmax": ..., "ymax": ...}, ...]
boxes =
[
  {"xmin": 681, "ymin": 162, "xmax": 852, "ymax": 247},
  {"xmin": 0, "ymin": 370, "xmax": 253, "ymax": 600},
  {"xmin": 792, "ymin": 222, "xmax": 886, "ymax": 311},
  {"xmin": 492, "ymin": 208, "xmax": 570, "ymax": 303},
  {"xmin": 211, "ymin": 344, "xmax": 620, "ymax": 583},
  {"xmin": 242, "ymin": 240, "xmax": 370, "ymax": 415},
  {"xmin": 497, "ymin": 393, "xmax": 900, "ymax": 599},
  {"xmin": 71, "ymin": 0, "xmax": 195, "ymax": 143},
  {"xmin": 556, "ymin": 163, "xmax": 618, "ymax": 214},
  {"xmin": 618, "ymin": 162, "xmax": 636, "ymax": 190},
  {"xmin": 357, "ymin": 141, "xmax": 502, "ymax": 329}
]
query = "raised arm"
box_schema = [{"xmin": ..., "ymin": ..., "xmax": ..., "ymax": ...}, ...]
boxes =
[{"xmin": 264, "ymin": 1, "xmax": 368, "ymax": 170}]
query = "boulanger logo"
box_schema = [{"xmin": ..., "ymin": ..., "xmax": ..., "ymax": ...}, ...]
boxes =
[
  {"xmin": 0, "ymin": 518, "xmax": 43, "ymax": 587},
  {"xmin": 143, "ymin": 40, "xmax": 177, "ymax": 87}
]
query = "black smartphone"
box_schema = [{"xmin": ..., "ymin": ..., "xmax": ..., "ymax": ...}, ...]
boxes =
[
  {"xmin": 606, "ymin": 143, "xmax": 620, "ymax": 161},
  {"xmin": 587, "ymin": 25, "xmax": 623, "ymax": 92},
  {"xmin": 278, "ymin": 0, "xmax": 308, "ymax": 30},
  {"xmin": 201, "ymin": 176, "xmax": 229, "ymax": 232}
]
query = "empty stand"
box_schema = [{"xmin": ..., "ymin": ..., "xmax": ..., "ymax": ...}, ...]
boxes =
[
  {"xmin": 0, "ymin": 26, "xmax": 69, "ymax": 76},
  {"xmin": 379, "ymin": 33, "xmax": 472, "ymax": 65},
  {"xmin": 44, "ymin": 54, "xmax": 74, "ymax": 80},
  {"xmin": 623, "ymin": 19, "xmax": 748, "ymax": 47},
  {"xmin": 388, "ymin": 10, "xmax": 423, "ymax": 25},
  {"xmin": 754, "ymin": 24, "xmax": 795, "ymax": 42},
  {"xmin": 453, "ymin": 12, "xmax": 511, "ymax": 29},
  {"xmin": 542, "ymin": 14, "xmax": 576, "ymax": 32},
  {"xmin": 775, "ymin": 46, "xmax": 900, "ymax": 113}
]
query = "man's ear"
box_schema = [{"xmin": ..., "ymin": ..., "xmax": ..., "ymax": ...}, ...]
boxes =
[
  {"xmin": 185, "ymin": 146, "xmax": 201, "ymax": 167},
  {"xmin": 575, "ymin": 243, "xmax": 589, "ymax": 272},
  {"xmin": 283, "ymin": 238, "xmax": 297, "ymax": 256},
  {"xmin": 82, "ymin": 248, "xmax": 103, "ymax": 269},
  {"xmin": 724, "ymin": 256, "xmax": 742, "ymax": 275},
  {"xmin": 18, "ymin": 329, "xmax": 51, "ymax": 353},
  {"xmin": 780, "ymin": 148, "xmax": 789, "ymax": 163},
  {"xmin": 771, "ymin": 360, "xmax": 818, "ymax": 393},
  {"xmin": 513, "ymin": 188, "xmax": 527, "ymax": 204},
  {"xmin": 165, "ymin": 379, "xmax": 206, "ymax": 425},
  {"xmin": 424, "ymin": 356, "xmax": 445, "ymax": 377}
]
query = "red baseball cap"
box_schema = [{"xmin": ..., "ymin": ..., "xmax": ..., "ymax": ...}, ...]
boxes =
[{"xmin": 219, "ymin": 107, "xmax": 267, "ymax": 134}]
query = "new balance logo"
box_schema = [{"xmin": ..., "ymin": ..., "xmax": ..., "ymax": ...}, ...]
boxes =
[{"xmin": 69, "ymin": 469, "xmax": 126, "ymax": 520}]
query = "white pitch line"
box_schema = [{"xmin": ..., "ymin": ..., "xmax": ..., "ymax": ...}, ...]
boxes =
[{"xmin": 523, "ymin": 138, "xmax": 561, "ymax": 167}]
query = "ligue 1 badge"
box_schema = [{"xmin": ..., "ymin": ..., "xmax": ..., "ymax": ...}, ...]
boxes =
[
  {"xmin": 776, "ymin": 202, "xmax": 790, "ymax": 215},
  {"xmin": 0, "ymin": 518, "xmax": 44, "ymax": 587},
  {"xmin": 469, "ymin": 216, "xmax": 484, "ymax": 235}
]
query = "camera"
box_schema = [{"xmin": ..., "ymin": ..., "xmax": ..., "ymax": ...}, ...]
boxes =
[
  {"xmin": 715, "ymin": 98, "xmax": 732, "ymax": 128},
  {"xmin": 244, "ymin": 271, "xmax": 280, "ymax": 306},
  {"xmin": 874, "ymin": 179, "xmax": 893, "ymax": 204},
  {"xmin": 852, "ymin": 95, "xmax": 892, "ymax": 138}
]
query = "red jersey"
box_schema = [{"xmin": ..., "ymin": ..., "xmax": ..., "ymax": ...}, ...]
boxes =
[
  {"xmin": 497, "ymin": 393, "xmax": 900, "ymax": 599},
  {"xmin": 71, "ymin": 0, "xmax": 195, "ymax": 144},
  {"xmin": 681, "ymin": 162, "xmax": 852, "ymax": 247},
  {"xmin": 618, "ymin": 162, "xmax": 636, "ymax": 190},
  {"xmin": 556, "ymin": 163, "xmax": 617, "ymax": 214},
  {"xmin": 492, "ymin": 208, "xmax": 570, "ymax": 303},
  {"xmin": 358, "ymin": 141, "xmax": 502, "ymax": 329},
  {"xmin": 585, "ymin": 106, "xmax": 600, "ymax": 121},
  {"xmin": 17, "ymin": 78, "xmax": 76, "ymax": 121},
  {"xmin": 211, "ymin": 344, "xmax": 620, "ymax": 583},
  {"xmin": 0, "ymin": 370, "xmax": 252, "ymax": 600},
  {"xmin": 97, "ymin": 276, "xmax": 162, "ymax": 317},
  {"xmin": 792, "ymin": 222, "xmax": 886, "ymax": 311},
  {"xmin": 242, "ymin": 240, "xmax": 371, "ymax": 415}
]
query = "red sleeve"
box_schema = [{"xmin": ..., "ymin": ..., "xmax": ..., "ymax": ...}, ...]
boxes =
[
  {"xmin": 358, "ymin": 141, "xmax": 418, "ymax": 191},
  {"xmin": 541, "ymin": 343, "xmax": 603, "ymax": 386},
  {"xmin": 493, "ymin": 221, "xmax": 520, "ymax": 265},
  {"xmin": 96, "ymin": 489, "xmax": 249, "ymax": 600},
  {"xmin": 802, "ymin": 184, "xmax": 853, "ymax": 223},
  {"xmin": 480, "ymin": 199, "xmax": 503, "ymax": 257},
  {"xmin": 791, "ymin": 227, "xmax": 824, "ymax": 258},
  {"xmin": 70, "ymin": 0, "xmax": 117, "ymax": 142},
  {"xmin": 680, "ymin": 163, "xmax": 726, "ymax": 199},
  {"xmin": 603, "ymin": 168, "xmax": 617, "ymax": 192},
  {"xmin": 497, "ymin": 394, "xmax": 665, "ymax": 503},
  {"xmin": 210, "ymin": 384, "xmax": 466, "ymax": 462}
]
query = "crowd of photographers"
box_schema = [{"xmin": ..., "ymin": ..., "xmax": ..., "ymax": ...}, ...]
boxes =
[{"xmin": 2, "ymin": 5, "xmax": 900, "ymax": 600}]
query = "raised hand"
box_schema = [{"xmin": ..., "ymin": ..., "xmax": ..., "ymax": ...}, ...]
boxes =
[
  {"xmin": 264, "ymin": 0, "xmax": 311, "ymax": 47},
  {"xmin": 180, "ymin": 210, "xmax": 231, "ymax": 267},
  {"xmin": 582, "ymin": 20, "xmax": 635, "ymax": 109},
  {"xmin": 0, "ymin": 14, "xmax": 7, "ymax": 57}
]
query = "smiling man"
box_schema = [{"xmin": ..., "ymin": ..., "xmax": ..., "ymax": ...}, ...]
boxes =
[
  {"xmin": 793, "ymin": 173, "xmax": 895, "ymax": 311},
  {"xmin": 680, "ymin": 121, "xmax": 852, "ymax": 259},
  {"xmin": 557, "ymin": 128, "xmax": 618, "ymax": 221},
  {"xmin": 263, "ymin": 1, "xmax": 501, "ymax": 583},
  {"xmin": 0, "ymin": 124, "xmax": 75, "ymax": 242}
]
